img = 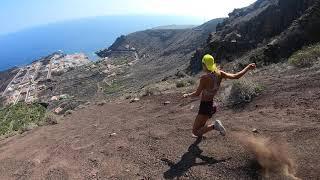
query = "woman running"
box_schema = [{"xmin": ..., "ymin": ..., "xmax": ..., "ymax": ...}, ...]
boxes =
[{"xmin": 183, "ymin": 54, "xmax": 256, "ymax": 137}]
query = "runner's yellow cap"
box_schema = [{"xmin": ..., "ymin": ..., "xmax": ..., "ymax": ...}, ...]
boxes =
[{"xmin": 202, "ymin": 54, "xmax": 217, "ymax": 72}]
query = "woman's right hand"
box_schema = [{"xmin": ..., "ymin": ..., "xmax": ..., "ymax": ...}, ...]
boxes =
[{"xmin": 247, "ymin": 63, "xmax": 256, "ymax": 70}]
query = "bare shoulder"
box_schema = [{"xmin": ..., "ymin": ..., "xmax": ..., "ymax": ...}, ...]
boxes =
[
  {"xmin": 200, "ymin": 74, "xmax": 207, "ymax": 79},
  {"xmin": 200, "ymin": 74, "xmax": 209, "ymax": 81}
]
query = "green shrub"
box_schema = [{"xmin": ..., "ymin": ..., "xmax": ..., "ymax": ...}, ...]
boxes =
[
  {"xmin": 0, "ymin": 102, "xmax": 46, "ymax": 135},
  {"xmin": 142, "ymin": 87, "xmax": 159, "ymax": 96},
  {"xmin": 289, "ymin": 43, "xmax": 320, "ymax": 67},
  {"xmin": 19, "ymin": 123, "xmax": 38, "ymax": 134},
  {"xmin": 227, "ymin": 79, "xmax": 263, "ymax": 106},
  {"xmin": 64, "ymin": 110, "xmax": 73, "ymax": 116},
  {"xmin": 175, "ymin": 78, "xmax": 197, "ymax": 88},
  {"xmin": 112, "ymin": 58, "xmax": 130, "ymax": 66},
  {"xmin": 43, "ymin": 113, "xmax": 58, "ymax": 125},
  {"xmin": 175, "ymin": 71, "xmax": 186, "ymax": 78},
  {"xmin": 176, "ymin": 80, "xmax": 187, "ymax": 88},
  {"xmin": 103, "ymin": 81, "xmax": 124, "ymax": 95},
  {"xmin": 187, "ymin": 78, "xmax": 196, "ymax": 85}
]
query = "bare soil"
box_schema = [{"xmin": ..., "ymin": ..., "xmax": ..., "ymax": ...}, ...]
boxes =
[{"xmin": 0, "ymin": 64, "xmax": 319, "ymax": 180}]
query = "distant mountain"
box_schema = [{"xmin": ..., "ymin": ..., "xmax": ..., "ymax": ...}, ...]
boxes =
[
  {"xmin": 0, "ymin": 15, "xmax": 203, "ymax": 71},
  {"xmin": 152, "ymin": 25, "xmax": 197, "ymax": 30}
]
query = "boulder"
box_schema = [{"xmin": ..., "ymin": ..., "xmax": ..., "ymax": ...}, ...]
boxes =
[
  {"xmin": 59, "ymin": 94, "xmax": 69, "ymax": 100},
  {"xmin": 109, "ymin": 132, "xmax": 117, "ymax": 137},
  {"xmin": 164, "ymin": 101, "xmax": 171, "ymax": 105},
  {"xmin": 51, "ymin": 96, "xmax": 59, "ymax": 101},
  {"xmin": 130, "ymin": 98, "xmax": 140, "ymax": 103},
  {"xmin": 96, "ymin": 101, "xmax": 106, "ymax": 106},
  {"xmin": 252, "ymin": 128, "xmax": 259, "ymax": 133}
]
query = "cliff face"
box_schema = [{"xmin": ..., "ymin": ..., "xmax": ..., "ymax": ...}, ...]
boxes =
[{"xmin": 189, "ymin": 0, "xmax": 320, "ymax": 73}]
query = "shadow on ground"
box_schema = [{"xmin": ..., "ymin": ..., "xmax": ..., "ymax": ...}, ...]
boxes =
[{"xmin": 162, "ymin": 137, "xmax": 231, "ymax": 179}]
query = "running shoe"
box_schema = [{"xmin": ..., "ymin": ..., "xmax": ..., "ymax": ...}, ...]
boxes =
[{"xmin": 214, "ymin": 120, "xmax": 226, "ymax": 136}]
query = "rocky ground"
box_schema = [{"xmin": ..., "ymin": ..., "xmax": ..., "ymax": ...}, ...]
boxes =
[{"xmin": 0, "ymin": 62, "xmax": 319, "ymax": 180}]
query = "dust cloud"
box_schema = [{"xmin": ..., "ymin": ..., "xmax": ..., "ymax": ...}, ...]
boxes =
[{"xmin": 232, "ymin": 132, "xmax": 300, "ymax": 180}]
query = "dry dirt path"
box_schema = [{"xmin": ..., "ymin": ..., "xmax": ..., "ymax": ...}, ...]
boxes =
[{"xmin": 0, "ymin": 65, "xmax": 319, "ymax": 179}]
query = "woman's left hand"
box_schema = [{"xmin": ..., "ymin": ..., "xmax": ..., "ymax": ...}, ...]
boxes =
[{"xmin": 183, "ymin": 93, "xmax": 190, "ymax": 98}]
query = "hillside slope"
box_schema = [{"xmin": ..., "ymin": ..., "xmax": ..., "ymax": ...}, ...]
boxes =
[
  {"xmin": 96, "ymin": 18, "xmax": 224, "ymax": 85},
  {"xmin": 0, "ymin": 62, "xmax": 319, "ymax": 179}
]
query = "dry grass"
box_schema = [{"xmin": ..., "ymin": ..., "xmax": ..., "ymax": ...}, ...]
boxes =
[
  {"xmin": 43, "ymin": 113, "xmax": 59, "ymax": 125},
  {"xmin": 227, "ymin": 78, "xmax": 263, "ymax": 106},
  {"xmin": 175, "ymin": 78, "xmax": 196, "ymax": 88},
  {"xmin": 289, "ymin": 43, "xmax": 320, "ymax": 67},
  {"xmin": 176, "ymin": 80, "xmax": 188, "ymax": 88},
  {"xmin": 142, "ymin": 87, "xmax": 160, "ymax": 97}
]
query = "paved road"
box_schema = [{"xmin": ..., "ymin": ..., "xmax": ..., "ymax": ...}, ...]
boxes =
[
  {"xmin": 47, "ymin": 60, "xmax": 52, "ymax": 80},
  {"xmin": 14, "ymin": 67, "xmax": 30, "ymax": 104}
]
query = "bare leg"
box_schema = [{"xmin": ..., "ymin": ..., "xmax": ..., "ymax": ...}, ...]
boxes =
[
  {"xmin": 198, "ymin": 124, "xmax": 214, "ymax": 135},
  {"xmin": 192, "ymin": 114, "xmax": 214, "ymax": 137}
]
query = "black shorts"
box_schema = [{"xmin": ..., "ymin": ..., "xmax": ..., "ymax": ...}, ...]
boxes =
[{"xmin": 198, "ymin": 101, "xmax": 217, "ymax": 118}]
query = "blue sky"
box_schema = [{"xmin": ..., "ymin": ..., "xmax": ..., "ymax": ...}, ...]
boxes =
[{"xmin": 0, "ymin": 0, "xmax": 256, "ymax": 35}]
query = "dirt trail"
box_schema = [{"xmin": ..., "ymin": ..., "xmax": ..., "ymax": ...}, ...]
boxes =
[{"xmin": 0, "ymin": 64, "xmax": 320, "ymax": 179}]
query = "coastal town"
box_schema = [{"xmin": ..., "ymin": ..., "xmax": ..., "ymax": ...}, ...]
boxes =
[{"xmin": 1, "ymin": 52, "xmax": 90, "ymax": 105}]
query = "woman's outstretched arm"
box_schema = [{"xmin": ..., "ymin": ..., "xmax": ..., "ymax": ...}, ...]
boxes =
[
  {"xmin": 220, "ymin": 63, "xmax": 256, "ymax": 79},
  {"xmin": 183, "ymin": 76, "xmax": 205, "ymax": 98}
]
